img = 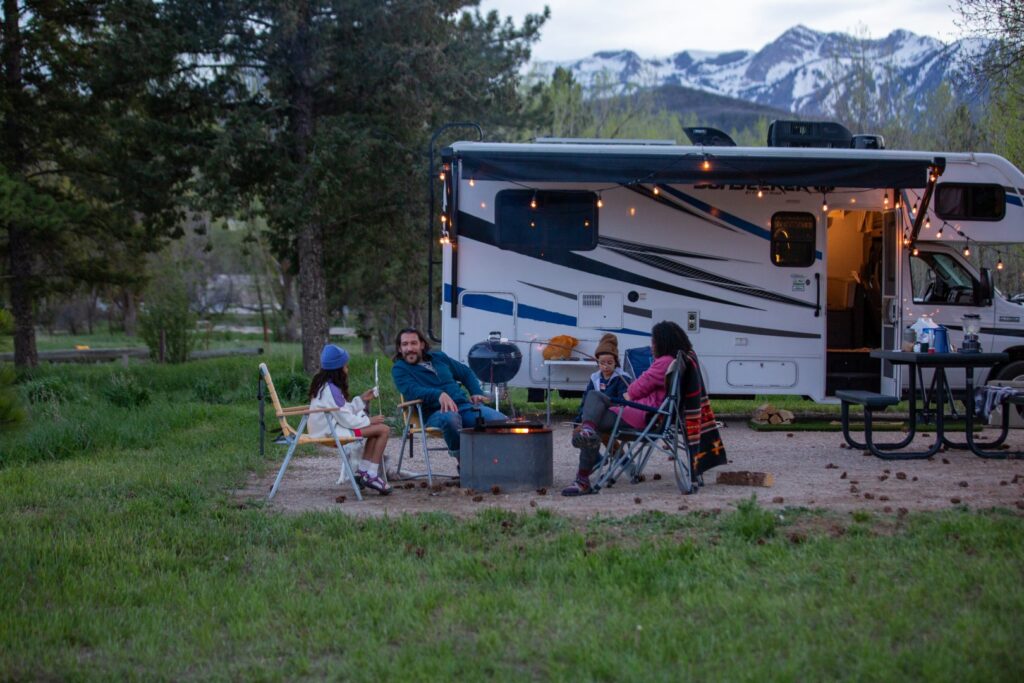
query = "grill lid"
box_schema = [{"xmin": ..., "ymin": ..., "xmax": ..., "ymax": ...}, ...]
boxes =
[{"xmin": 467, "ymin": 340, "xmax": 523, "ymax": 385}]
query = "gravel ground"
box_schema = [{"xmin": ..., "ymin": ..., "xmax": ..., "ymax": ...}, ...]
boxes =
[{"xmin": 241, "ymin": 420, "xmax": 1024, "ymax": 518}]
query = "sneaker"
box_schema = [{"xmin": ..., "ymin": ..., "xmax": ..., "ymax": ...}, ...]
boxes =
[
  {"xmin": 571, "ymin": 426, "xmax": 600, "ymax": 449},
  {"xmin": 561, "ymin": 475, "xmax": 594, "ymax": 497},
  {"xmin": 361, "ymin": 472, "xmax": 392, "ymax": 495}
]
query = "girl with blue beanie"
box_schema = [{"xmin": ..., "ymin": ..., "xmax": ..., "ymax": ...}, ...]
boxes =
[{"xmin": 307, "ymin": 344, "xmax": 391, "ymax": 494}]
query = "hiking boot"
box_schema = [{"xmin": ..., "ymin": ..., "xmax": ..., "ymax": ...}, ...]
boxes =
[
  {"xmin": 561, "ymin": 475, "xmax": 594, "ymax": 497},
  {"xmin": 571, "ymin": 426, "xmax": 600, "ymax": 449}
]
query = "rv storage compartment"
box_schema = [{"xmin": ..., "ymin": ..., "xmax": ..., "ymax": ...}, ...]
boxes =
[{"xmin": 726, "ymin": 360, "xmax": 797, "ymax": 388}]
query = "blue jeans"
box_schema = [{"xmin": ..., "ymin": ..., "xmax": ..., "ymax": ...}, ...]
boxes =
[{"xmin": 425, "ymin": 403, "xmax": 506, "ymax": 454}]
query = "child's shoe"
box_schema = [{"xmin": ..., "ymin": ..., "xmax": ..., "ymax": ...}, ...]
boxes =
[
  {"xmin": 360, "ymin": 472, "xmax": 392, "ymax": 495},
  {"xmin": 561, "ymin": 475, "xmax": 594, "ymax": 496},
  {"xmin": 571, "ymin": 426, "xmax": 600, "ymax": 449}
]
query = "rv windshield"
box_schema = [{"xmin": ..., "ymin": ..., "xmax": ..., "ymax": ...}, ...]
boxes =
[{"xmin": 910, "ymin": 251, "xmax": 978, "ymax": 305}]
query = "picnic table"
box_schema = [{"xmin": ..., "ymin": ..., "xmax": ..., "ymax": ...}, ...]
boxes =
[{"xmin": 838, "ymin": 350, "xmax": 1017, "ymax": 460}]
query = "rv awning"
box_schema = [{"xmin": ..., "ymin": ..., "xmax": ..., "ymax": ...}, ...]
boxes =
[{"xmin": 448, "ymin": 145, "xmax": 938, "ymax": 188}]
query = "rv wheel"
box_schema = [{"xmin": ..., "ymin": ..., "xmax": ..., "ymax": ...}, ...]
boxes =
[{"xmin": 992, "ymin": 360, "xmax": 1024, "ymax": 423}]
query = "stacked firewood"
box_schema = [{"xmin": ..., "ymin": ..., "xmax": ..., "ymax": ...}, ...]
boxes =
[{"xmin": 751, "ymin": 403, "xmax": 795, "ymax": 425}]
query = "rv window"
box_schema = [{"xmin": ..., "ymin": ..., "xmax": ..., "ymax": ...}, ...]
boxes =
[
  {"xmin": 495, "ymin": 190, "xmax": 598, "ymax": 255},
  {"xmin": 909, "ymin": 251, "xmax": 978, "ymax": 305},
  {"xmin": 770, "ymin": 212, "xmax": 816, "ymax": 267},
  {"xmin": 934, "ymin": 183, "xmax": 1005, "ymax": 221}
]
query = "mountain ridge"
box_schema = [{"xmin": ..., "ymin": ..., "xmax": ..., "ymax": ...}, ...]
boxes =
[{"xmin": 532, "ymin": 25, "xmax": 987, "ymax": 117}]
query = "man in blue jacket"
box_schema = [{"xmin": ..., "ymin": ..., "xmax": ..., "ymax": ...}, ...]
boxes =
[{"xmin": 391, "ymin": 328, "xmax": 506, "ymax": 459}]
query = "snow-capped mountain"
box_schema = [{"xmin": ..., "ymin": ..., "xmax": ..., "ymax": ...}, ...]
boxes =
[{"xmin": 533, "ymin": 25, "xmax": 988, "ymax": 116}]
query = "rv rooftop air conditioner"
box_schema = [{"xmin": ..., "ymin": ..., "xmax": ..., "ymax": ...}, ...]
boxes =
[
  {"xmin": 851, "ymin": 134, "xmax": 885, "ymax": 149},
  {"xmin": 767, "ymin": 120, "xmax": 853, "ymax": 148},
  {"xmin": 683, "ymin": 127, "xmax": 736, "ymax": 147}
]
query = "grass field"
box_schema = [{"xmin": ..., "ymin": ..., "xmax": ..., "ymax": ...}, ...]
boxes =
[{"xmin": 2, "ymin": 346, "xmax": 1023, "ymax": 680}]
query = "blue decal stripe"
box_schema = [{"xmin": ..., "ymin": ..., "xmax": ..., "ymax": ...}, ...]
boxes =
[
  {"xmin": 657, "ymin": 185, "xmax": 823, "ymax": 260},
  {"xmin": 1007, "ymin": 194, "xmax": 1022, "ymax": 207}
]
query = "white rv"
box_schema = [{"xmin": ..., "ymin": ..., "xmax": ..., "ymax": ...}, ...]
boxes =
[{"xmin": 435, "ymin": 133, "xmax": 1024, "ymax": 402}]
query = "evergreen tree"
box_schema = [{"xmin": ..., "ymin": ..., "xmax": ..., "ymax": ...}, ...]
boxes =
[{"xmin": 186, "ymin": 0, "xmax": 547, "ymax": 371}]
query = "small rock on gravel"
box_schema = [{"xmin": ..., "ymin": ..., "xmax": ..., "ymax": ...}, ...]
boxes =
[
  {"xmin": 335, "ymin": 495, "xmax": 346, "ymax": 504},
  {"xmin": 472, "ymin": 495, "xmax": 484, "ymax": 503}
]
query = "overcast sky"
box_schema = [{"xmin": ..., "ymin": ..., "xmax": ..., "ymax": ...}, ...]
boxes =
[{"xmin": 478, "ymin": 0, "xmax": 964, "ymax": 61}]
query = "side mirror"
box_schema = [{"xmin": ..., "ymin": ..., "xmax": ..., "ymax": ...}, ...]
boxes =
[{"xmin": 978, "ymin": 267, "xmax": 993, "ymax": 306}]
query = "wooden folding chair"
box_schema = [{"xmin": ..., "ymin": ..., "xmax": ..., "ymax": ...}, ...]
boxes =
[
  {"xmin": 258, "ymin": 363, "xmax": 364, "ymax": 501},
  {"xmin": 395, "ymin": 395, "xmax": 453, "ymax": 485}
]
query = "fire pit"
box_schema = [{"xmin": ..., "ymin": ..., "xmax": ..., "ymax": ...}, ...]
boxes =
[{"xmin": 460, "ymin": 422, "xmax": 553, "ymax": 492}]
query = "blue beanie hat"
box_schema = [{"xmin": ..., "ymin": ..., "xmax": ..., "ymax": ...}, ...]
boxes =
[{"xmin": 320, "ymin": 344, "xmax": 349, "ymax": 370}]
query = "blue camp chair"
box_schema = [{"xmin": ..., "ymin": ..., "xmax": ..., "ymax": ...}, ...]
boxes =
[
  {"xmin": 590, "ymin": 351, "xmax": 695, "ymax": 494},
  {"xmin": 624, "ymin": 346, "xmax": 653, "ymax": 380}
]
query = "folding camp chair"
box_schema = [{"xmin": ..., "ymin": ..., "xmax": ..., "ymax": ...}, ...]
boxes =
[
  {"xmin": 591, "ymin": 351, "xmax": 695, "ymax": 494},
  {"xmin": 258, "ymin": 363, "xmax": 364, "ymax": 501},
  {"xmin": 624, "ymin": 346, "xmax": 653, "ymax": 381},
  {"xmin": 395, "ymin": 396, "xmax": 452, "ymax": 485}
]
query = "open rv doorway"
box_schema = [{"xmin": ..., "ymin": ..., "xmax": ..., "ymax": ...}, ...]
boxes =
[{"xmin": 825, "ymin": 208, "xmax": 898, "ymax": 396}]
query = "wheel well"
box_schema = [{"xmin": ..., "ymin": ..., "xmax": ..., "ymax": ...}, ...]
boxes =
[{"xmin": 987, "ymin": 346, "xmax": 1024, "ymax": 382}]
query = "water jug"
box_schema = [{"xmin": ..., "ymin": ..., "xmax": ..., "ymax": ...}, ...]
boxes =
[{"xmin": 931, "ymin": 327, "xmax": 950, "ymax": 353}]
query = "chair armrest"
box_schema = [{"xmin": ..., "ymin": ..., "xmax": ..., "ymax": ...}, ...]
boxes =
[
  {"xmin": 609, "ymin": 398, "xmax": 662, "ymax": 413},
  {"xmin": 275, "ymin": 406, "xmax": 338, "ymax": 417},
  {"xmin": 397, "ymin": 399, "xmax": 424, "ymax": 409}
]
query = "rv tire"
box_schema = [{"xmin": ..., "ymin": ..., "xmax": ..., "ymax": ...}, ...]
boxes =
[
  {"xmin": 992, "ymin": 360, "xmax": 1024, "ymax": 423},
  {"xmin": 992, "ymin": 360, "xmax": 1024, "ymax": 383}
]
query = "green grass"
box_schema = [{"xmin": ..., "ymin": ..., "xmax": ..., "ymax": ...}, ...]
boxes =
[{"xmin": 2, "ymin": 350, "xmax": 1023, "ymax": 679}]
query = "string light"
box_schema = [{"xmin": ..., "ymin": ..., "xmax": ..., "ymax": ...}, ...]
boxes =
[
  {"xmin": 438, "ymin": 171, "xmax": 445, "ymax": 181},
  {"xmin": 894, "ymin": 196, "xmax": 901, "ymax": 209},
  {"xmin": 936, "ymin": 226, "xmax": 944, "ymax": 238},
  {"xmin": 653, "ymin": 186, "xmax": 660, "ymax": 196},
  {"xmin": 596, "ymin": 193, "xmax": 604, "ymax": 209},
  {"xmin": 902, "ymin": 234, "xmax": 910, "ymax": 247},
  {"xmin": 530, "ymin": 192, "xmax": 537, "ymax": 209},
  {"xmin": 997, "ymin": 256, "xmax": 1005, "ymax": 270},
  {"xmin": 912, "ymin": 246, "xmax": 919, "ymax": 256},
  {"xmin": 850, "ymin": 197, "xmax": 856, "ymax": 204},
  {"xmin": 757, "ymin": 187, "xmax": 764, "ymax": 198},
  {"xmin": 822, "ymin": 193, "xmax": 828, "ymax": 212},
  {"xmin": 883, "ymin": 193, "xmax": 889, "ymax": 207},
  {"xmin": 702, "ymin": 157, "xmax": 711, "ymax": 171},
  {"xmin": 963, "ymin": 244, "xmax": 971, "ymax": 257},
  {"xmin": 469, "ymin": 178, "xmax": 475, "ymax": 187},
  {"xmin": 440, "ymin": 214, "xmax": 447, "ymax": 225},
  {"xmin": 912, "ymin": 201, "xmax": 918, "ymax": 214},
  {"xmin": 924, "ymin": 216, "xmax": 931, "ymax": 229},
  {"xmin": 629, "ymin": 207, "xmax": 637, "ymax": 217}
]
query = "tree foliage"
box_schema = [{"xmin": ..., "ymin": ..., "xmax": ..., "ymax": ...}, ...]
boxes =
[{"xmin": 186, "ymin": 0, "xmax": 546, "ymax": 371}]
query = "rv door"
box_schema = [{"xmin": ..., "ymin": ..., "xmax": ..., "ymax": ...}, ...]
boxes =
[{"xmin": 880, "ymin": 210, "xmax": 903, "ymax": 397}]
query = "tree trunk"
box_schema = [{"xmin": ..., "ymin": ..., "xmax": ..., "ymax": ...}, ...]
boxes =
[
  {"xmin": 279, "ymin": 261, "xmax": 300, "ymax": 342},
  {"xmin": 290, "ymin": 1, "xmax": 328, "ymax": 374},
  {"xmin": 3, "ymin": 0, "xmax": 36, "ymax": 367},
  {"xmin": 123, "ymin": 289, "xmax": 138, "ymax": 336}
]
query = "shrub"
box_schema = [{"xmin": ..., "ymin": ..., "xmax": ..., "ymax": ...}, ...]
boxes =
[
  {"xmin": 102, "ymin": 373, "xmax": 151, "ymax": 408},
  {"xmin": 139, "ymin": 276, "xmax": 196, "ymax": 364},
  {"xmin": 22, "ymin": 376, "xmax": 73, "ymax": 405},
  {"xmin": 0, "ymin": 364, "xmax": 26, "ymax": 431},
  {"xmin": 277, "ymin": 371, "xmax": 310, "ymax": 403}
]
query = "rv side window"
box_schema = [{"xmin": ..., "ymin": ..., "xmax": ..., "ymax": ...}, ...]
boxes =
[
  {"xmin": 495, "ymin": 190, "xmax": 598, "ymax": 255},
  {"xmin": 909, "ymin": 251, "xmax": 978, "ymax": 305},
  {"xmin": 770, "ymin": 212, "xmax": 816, "ymax": 267},
  {"xmin": 934, "ymin": 183, "xmax": 1005, "ymax": 221}
]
